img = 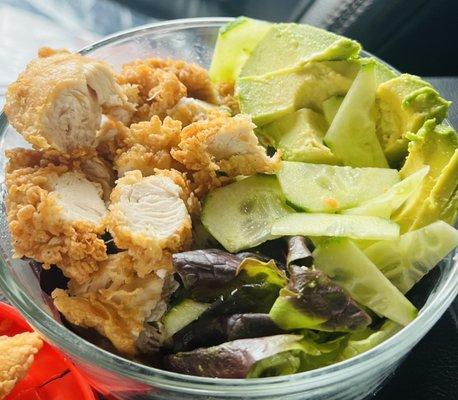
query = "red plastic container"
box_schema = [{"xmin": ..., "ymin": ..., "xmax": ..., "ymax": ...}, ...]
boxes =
[{"xmin": 0, "ymin": 302, "xmax": 96, "ymax": 400}]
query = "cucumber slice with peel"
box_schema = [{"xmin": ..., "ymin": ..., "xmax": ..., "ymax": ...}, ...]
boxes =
[
  {"xmin": 202, "ymin": 175, "xmax": 293, "ymax": 252},
  {"xmin": 271, "ymin": 213, "xmax": 400, "ymax": 241},
  {"xmin": 278, "ymin": 161, "xmax": 400, "ymax": 213},
  {"xmin": 313, "ymin": 238, "xmax": 418, "ymax": 326},
  {"xmin": 209, "ymin": 17, "xmax": 271, "ymax": 83},
  {"xmin": 342, "ymin": 166, "xmax": 429, "ymax": 218},
  {"xmin": 364, "ymin": 221, "xmax": 458, "ymax": 293},
  {"xmin": 324, "ymin": 61, "xmax": 389, "ymax": 167},
  {"xmin": 163, "ymin": 299, "xmax": 211, "ymax": 339}
]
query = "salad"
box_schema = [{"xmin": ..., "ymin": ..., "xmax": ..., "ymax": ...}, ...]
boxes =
[{"xmin": 2, "ymin": 18, "xmax": 457, "ymax": 379}]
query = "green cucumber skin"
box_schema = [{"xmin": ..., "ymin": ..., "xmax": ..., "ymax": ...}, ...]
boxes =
[{"xmin": 313, "ymin": 238, "xmax": 418, "ymax": 326}]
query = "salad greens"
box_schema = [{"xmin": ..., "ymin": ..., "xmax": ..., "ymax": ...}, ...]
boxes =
[{"xmin": 146, "ymin": 17, "xmax": 458, "ymax": 378}]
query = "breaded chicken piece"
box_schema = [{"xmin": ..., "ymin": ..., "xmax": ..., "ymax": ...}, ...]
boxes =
[
  {"xmin": 171, "ymin": 113, "xmax": 281, "ymax": 197},
  {"xmin": 119, "ymin": 64, "xmax": 186, "ymax": 121},
  {"xmin": 167, "ymin": 97, "xmax": 229, "ymax": 126},
  {"xmin": 104, "ymin": 83, "xmax": 139, "ymax": 125},
  {"xmin": 6, "ymin": 155, "xmax": 108, "ymax": 284},
  {"xmin": 114, "ymin": 116, "xmax": 182, "ymax": 177},
  {"xmin": 105, "ymin": 170, "xmax": 192, "ymax": 277},
  {"xmin": 4, "ymin": 48, "xmax": 128, "ymax": 152},
  {"xmin": 6, "ymin": 148, "xmax": 115, "ymax": 202},
  {"xmin": 96, "ymin": 116, "xmax": 131, "ymax": 162},
  {"xmin": 52, "ymin": 252, "xmax": 175, "ymax": 356},
  {"xmin": 0, "ymin": 332, "xmax": 43, "ymax": 400},
  {"xmin": 121, "ymin": 58, "xmax": 218, "ymax": 105},
  {"xmin": 217, "ymin": 82, "xmax": 240, "ymax": 115}
]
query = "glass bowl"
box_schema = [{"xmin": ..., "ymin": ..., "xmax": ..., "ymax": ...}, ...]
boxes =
[{"xmin": 0, "ymin": 17, "xmax": 457, "ymax": 400}]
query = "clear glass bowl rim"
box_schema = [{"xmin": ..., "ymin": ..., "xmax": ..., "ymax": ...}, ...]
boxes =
[{"xmin": 0, "ymin": 17, "xmax": 456, "ymax": 397}]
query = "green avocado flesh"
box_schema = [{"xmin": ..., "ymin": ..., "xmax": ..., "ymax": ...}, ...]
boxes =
[
  {"xmin": 277, "ymin": 161, "xmax": 400, "ymax": 213},
  {"xmin": 201, "ymin": 175, "xmax": 293, "ymax": 252},
  {"xmin": 364, "ymin": 221, "xmax": 458, "ymax": 294},
  {"xmin": 376, "ymin": 74, "xmax": 451, "ymax": 166},
  {"xmin": 313, "ymin": 238, "xmax": 418, "ymax": 326},
  {"xmin": 262, "ymin": 108, "xmax": 338, "ymax": 164},
  {"xmin": 393, "ymin": 120, "xmax": 458, "ymax": 232},
  {"xmin": 209, "ymin": 17, "xmax": 271, "ymax": 83},
  {"xmin": 324, "ymin": 61, "xmax": 388, "ymax": 168},
  {"xmin": 236, "ymin": 61, "xmax": 358, "ymax": 126},
  {"xmin": 240, "ymin": 23, "xmax": 361, "ymax": 77},
  {"xmin": 271, "ymin": 213, "xmax": 399, "ymax": 241}
]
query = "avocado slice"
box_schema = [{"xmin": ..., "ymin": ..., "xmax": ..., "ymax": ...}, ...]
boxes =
[
  {"xmin": 209, "ymin": 17, "xmax": 271, "ymax": 83},
  {"xmin": 240, "ymin": 23, "xmax": 361, "ymax": 77},
  {"xmin": 262, "ymin": 108, "xmax": 339, "ymax": 164},
  {"xmin": 393, "ymin": 120, "xmax": 458, "ymax": 232},
  {"xmin": 236, "ymin": 61, "xmax": 358, "ymax": 126},
  {"xmin": 324, "ymin": 60, "xmax": 389, "ymax": 168},
  {"xmin": 376, "ymin": 74, "xmax": 451, "ymax": 166}
]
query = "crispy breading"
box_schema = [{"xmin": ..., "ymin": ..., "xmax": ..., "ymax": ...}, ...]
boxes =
[
  {"xmin": 0, "ymin": 332, "xmax": 43, "ymax": 400},
  {"xmin": 105, "ymin": 170, "xmax": 192, "ymax": 277},
  {"xmin": 96, "ymin": 116, "xmax": 131, "ymax": 162},
  {"xmin": 122, "ymin": 58, "xmax": 218, "ymax": 105},
  {"xmin": 4, "ymin": 48, "xmax": 127, "ymax": 152},
  {"xmin": 104, "ymin": 83, "xmax": 139, "ymax": 125},
  {"xmin": 53, "ymin": 252, "xmax": 173, "ymax": 356},
  {"xmin": 114, "ymin": 116, "xmax": 182, "ymax": 177},
  {"xmin": 167, "ymin": 97, "xmax": 229, "ymax": 126},
  {"xmin": 217, "ymin": 82, "xmax": 240, "ymax": 115},
  {"xmin": 171, "ymin": 113, "xmax": 280, "ymax": 197},
  {"xmin": 6, "ymin": 148, "xmax": 115, "ymax": 202},
  {"xmin": 119, "ymin": 64, "xmax": 186, "ymax": 121},
  {"xmin": 6, "ymin": 156, "xmax": 108, "ymax": 284}
]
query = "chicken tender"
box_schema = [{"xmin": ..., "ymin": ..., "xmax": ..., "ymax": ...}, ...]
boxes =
[
  {"xmin": 120, "ymin": 64, "xmax": 186, "ymax": 121},
  {"xmin": 6, "ymin": 155, "xmax": 108, "ymax": 284},
  {"xmin": 171, "ymin": 113, "xmax": 280, "ymax": 197},
  {"xmin": 121, "ymin": 58, "xmax": 218, "ymax": 105},
  {"xmin": 167, "ymin": 97, "xmax": 229, "ymax": 126},
  {"xmin": 4, "ymin": 48, "xmax": 128, "ymax": 152},
  {"xmin": 53, "ymin": 252, "xmax": 175, "ymax": 356},
  {"xmin": 106, "ymin": 170, "xmax": 192, "ymax": 277},
  {"xmin": 114, "ymin": 116, "xmax": 182, "ymax": 177},
  {"xmin": 6, "ymin": 148, "xmax": 115, "ymax": 203},
  {"xmin": 0, "ymin": 332, "xmax": 43, "ymax": 400}
]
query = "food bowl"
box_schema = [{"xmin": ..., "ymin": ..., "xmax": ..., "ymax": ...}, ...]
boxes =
[{"xmin": 0, "ymin": 17, "xmax": 456, "ymax": 400}]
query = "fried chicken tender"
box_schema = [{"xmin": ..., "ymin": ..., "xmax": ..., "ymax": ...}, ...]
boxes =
[
  {"xmin": 106, "ymin": 170, "xmax": 192, "ymax": 277},
  {"xmin": 119, "ymin": 64, "xmax": 186, "ymax": 121},
  {"xmin": 52, "ymin": 252, "xmax": 174, "ymax": 356},
  {"xmin": 0, "ymin": 332, "xmax": 43, "ymax": 400},
  {"xmin": 122, "ymin": 58, "xmax": 218, "ymax": 104},
  {"xmin": 6, "ymin": 154, "xmax": 108, "ymax": 284},
  {"xmin": 171, "ymin": 113, "xmax": 281, "ymax": 197},
  {"xmin": 5, "ymin": 148, "xmax": 115, "ymax": 202},
  {"xmin": 4, "ymin": 48, "xmax": 128, "ymax": 152},
  {"xmin": 114, "ymin": 116, "xmax": 182, "ymax": 177},
  {"xmin": 217, "ymin": 82, "xmax": 240, "ymax": 115},
  {"xmin": 167, "ymin": 97, "xmax": 229, "ymax": 126}
]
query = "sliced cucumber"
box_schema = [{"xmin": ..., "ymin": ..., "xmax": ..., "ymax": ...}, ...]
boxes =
[
  {"xmin": 364, "ymin": 221, "xmax": 458, "ymax": 293},
  {"xmin": 322, "ymin": 96, "xmax": 344, "ymax": 125},
  {"xmin": 271, "ymin": 213, "xmax": 399, "ymax": 241},
  {"xmin": 313, "ymin": 238, "xmax": 418, "ymax": 326},
  {"xmin": 163, "ymin": 299, "xmax": 211, "ymax": 339},
  {"xmin": 342, "ymin": 166, "xmax": 429, "ymax": 218},
  {"xmin": 201, "ymin": 175, "xmax": 293, "ymax": 252},
  {"xmin": 209, "ymin": 17, "xmax": 271, "ymax": 83},
  {"xmin": 278, "ymin": 161, "xmax": 399, "ymax": 213},
  {"xmin": 324, "ymin": 61, "xmax": 389, "ymax": 167}
]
